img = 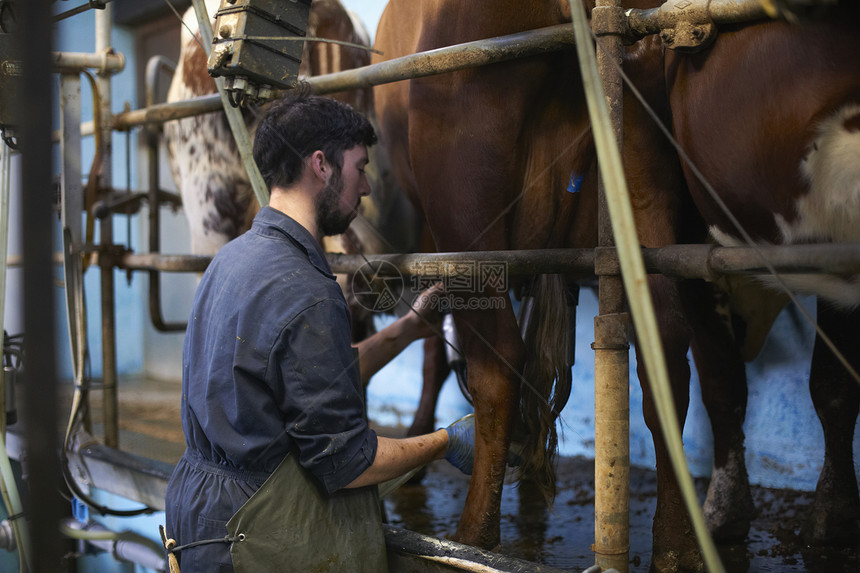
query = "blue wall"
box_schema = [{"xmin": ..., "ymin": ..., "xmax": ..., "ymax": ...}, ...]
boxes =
[{"xmin": 369, "ymin": 289, "xmax": 859, "ymax": 492}]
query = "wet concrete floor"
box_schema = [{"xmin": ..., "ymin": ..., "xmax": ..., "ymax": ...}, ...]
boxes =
[
  {"xmin": 75, "ymin": 379, "xmax": 858, "ymax": 572},
  {"xmin": 382, "ymin": 454, "xmax": 860, "ymax": 573}
]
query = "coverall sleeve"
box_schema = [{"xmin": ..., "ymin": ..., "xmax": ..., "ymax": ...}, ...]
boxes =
[{"xmin": 271, "ymin": 298, "xmax": 378, "ymax": 493}]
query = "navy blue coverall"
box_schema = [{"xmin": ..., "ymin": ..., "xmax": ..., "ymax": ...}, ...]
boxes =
[{"xmin": 165, "ymin": 206, "xmax": 378, "ymax": 572}]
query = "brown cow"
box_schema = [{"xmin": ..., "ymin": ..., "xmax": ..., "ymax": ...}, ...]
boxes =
[
  {"xmin": 374, "ymin": 1, "xmax": 860, "ymax": 572},
  {"xmin": 663, "ymin": 0, "xmax": 860, "ymax": 557}
]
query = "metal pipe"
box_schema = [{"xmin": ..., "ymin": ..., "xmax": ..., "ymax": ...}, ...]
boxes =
[
  {"xmin": 95, "ymin": 2, "xmax": 119, "ymax": 449},
  {"xmin": 576, "ymin": 0, "xmax": 726, "ymax": 565},
  {"xmin": 52, "ymin": 51, "xmax": 125, "ymax": 75},
  {"xmin": 308, "ymin": 24, "xmax": 578, "ymax": 94},
  {"xmin": 53, "ymin": 0, "xmax": 116, "ymax": 23},
  {"xmin": 143, "ymin": 55, "xmax": 185, "ymax": 332},
  {"xmin": 111, "ymin": 24, "xmax": 580, "ymax": 130},
  {"xmin": 0, "ymin": 519, "xmax": 14, "ymax": 551},
  {"xmin": 626, "ymin": 0, "xmax": 769, "ymax": 38},
  {"xmin": 109, "ymin": 2, "xmax": 772, "ymax": 131},
  {"xmin": 62, "ymin": 518, "xmax": 167, "ymax": 572},
  {"xmin": 591, "ymin": 0, "xmax": 630, "ymax": 569},
  {"xmin": 109, "ymin": 243, "xmax": 860, "ymax": 280},
  {"xmin": 116, "ymin": 253, "xmax": 212, "ymax": 274}
]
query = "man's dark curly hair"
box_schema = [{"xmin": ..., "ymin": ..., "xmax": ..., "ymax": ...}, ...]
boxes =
[{"xmin": 253, "ymin": 85, "xmax": 377, "ymax": 189}]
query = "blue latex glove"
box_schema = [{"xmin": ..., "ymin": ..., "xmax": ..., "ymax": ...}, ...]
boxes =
[{"xmin": 444, "ymin": 413, "xmax": 476, "ymax": 475}]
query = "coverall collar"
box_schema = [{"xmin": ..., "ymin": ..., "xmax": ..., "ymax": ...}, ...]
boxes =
[{"xmin": 252, "ymin": 206, "xmax": 336, "ymax": 280}]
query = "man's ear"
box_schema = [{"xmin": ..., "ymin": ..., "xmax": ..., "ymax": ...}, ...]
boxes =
[{"xmin": 310, "ymin": 150, "xmax": 328, "ymax": 182}]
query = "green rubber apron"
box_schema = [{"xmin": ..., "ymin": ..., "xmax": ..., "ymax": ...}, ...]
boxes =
[{"xmin": 226, "ymin": 451, "xmax": 388, "ymax": 572}]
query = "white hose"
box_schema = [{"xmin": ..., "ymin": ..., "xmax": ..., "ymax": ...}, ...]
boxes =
[
  {"xmin": 0, "ymin": 139, "xmax": 30, "ymax": 573},
  {"xmin": 566, "ymin": 2, "xmax": 725, "ymax": 572},
  {"xmin": 0, "ymin": 438, "xmax": 29, "ymax": 572}
]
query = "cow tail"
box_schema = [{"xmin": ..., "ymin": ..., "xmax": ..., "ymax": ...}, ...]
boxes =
[{"xmin": 515, "ymin": 273, "xmax": 572, "ymax": 505}]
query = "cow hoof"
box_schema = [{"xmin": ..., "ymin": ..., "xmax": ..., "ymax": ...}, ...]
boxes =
[
  {"xmin": 649, "ymin": 547, "xmax": 705, "ymax": 573},
  {"xmin": 703, "ymin": 450, "xmax": 755, "ymax": 543},
  {"xmin": 801, "ymin": 504, "xmax": 860, "ymax": 547},
  {"xmin": 703, "ymin": 487, "xmax": 755, "ymax": 543}
]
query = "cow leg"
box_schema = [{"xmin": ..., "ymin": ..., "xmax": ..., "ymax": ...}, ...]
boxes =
[
  {"xmin": 407, "ymin": 336, "xmax": 451, "ymax": 437},
  {"xmin": 802, "ymin": 301, "xmax": 860, "ymax": 545},
  {"xmin": 403, "ymin": 336, "xmax": 451, "ymax": 484},
  {"xmin": 681, "ymin": 280, "xmax": 754, "ymax": 542},
  {"xmin": 639, "ymin": 276, "xmax": 703, "ymax": 573},
  {"xmin": 451, "ymin": 303, "xmax": 523, "ymax": 550}
]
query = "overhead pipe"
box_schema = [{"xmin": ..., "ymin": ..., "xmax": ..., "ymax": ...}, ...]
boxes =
[
  {"xmin": 626, "ymin": 0, "xmax": 769, "ymax": 41},
  {"xmin": 52, "ymin": 51, "xmax": 125, "ymax": 75},
  {"xmin": 111, "ymin": 0, "xmax": 772, "ymax": 132},
  {"xmin": 112, "ymin": 24, "xmax": 581, "ymax": 130}
]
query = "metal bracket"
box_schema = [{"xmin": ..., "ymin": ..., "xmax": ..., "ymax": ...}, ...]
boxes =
[{"xmin": 625, "ymin": 0, "xmax": 721, "ymax": 52}]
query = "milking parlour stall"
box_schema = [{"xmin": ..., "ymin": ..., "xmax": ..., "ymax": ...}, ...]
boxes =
[{"xmin": 0, "ymin": 1, "xmax": 858, "ymax": 572}]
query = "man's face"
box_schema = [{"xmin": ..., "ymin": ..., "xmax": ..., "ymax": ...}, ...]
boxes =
[{"xmin": 315, "ymin": 145, "xmax": 370, "ymax": 236}]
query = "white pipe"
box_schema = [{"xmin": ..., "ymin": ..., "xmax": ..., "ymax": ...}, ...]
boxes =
[
  {"xmin": 62, "ymin": 519, "xmax": 166, "ymax": 572},
  {"xmin": 0, "ymin": 141, "xmax": 29, "ymax": 573},
  {"xmin": 52, "ymin": 51, "xmax": 125, "ymax": 74},
  {"xmin": 0, "ymin": 437, "xmax": 29, "ymax": 571}
]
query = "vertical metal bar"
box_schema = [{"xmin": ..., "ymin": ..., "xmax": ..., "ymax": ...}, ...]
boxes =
[
  {"xmin": 143, "ymin": 55, "xmax": 185, "ymax": 332},
  {"xmin": 21, "ymin": 0, "xmax": 64, "ymax": 570},
  {"xmin": 146, "ymin": 125, "xmax": 185, "ymax": 332},
  {"xmin": 592, "ymin": 1, "xmax": 630, "ymax": 571},
  {"xmin": 60, "ymin": 74, "xmax": 86, "ymax": 390},
  {"xmin": 95, "ymin": 4, "xmax": 119, "ymax": 448},
  {"xmin": 60, "ymin": 75, "xmax": 83, "ymax": 250}
]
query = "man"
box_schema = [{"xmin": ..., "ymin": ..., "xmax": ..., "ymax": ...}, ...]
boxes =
[{"xmin": 164, "ymin": 92, "xmax": 475, "ymax": 572}]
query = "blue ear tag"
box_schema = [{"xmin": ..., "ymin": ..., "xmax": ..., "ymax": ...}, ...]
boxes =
[{"xmin": 567, "ymin": 172, "xmax": 584, "ymax": 194}]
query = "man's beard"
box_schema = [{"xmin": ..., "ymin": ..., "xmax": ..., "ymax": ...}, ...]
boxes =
[{"xmin": 314, "ymin": 168, "xmax": 355, "ymax": 236}]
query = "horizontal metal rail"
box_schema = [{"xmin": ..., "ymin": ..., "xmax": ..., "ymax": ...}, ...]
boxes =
[
  {"xmin": 330, "ymin": 243, "xmax": 860, "ymax": 280},
  {"xmin": 626, "ymin": 0, "xmax": 768, "ymax": 38},
  {"xmin": 111, "ymin": 0, "xmax": 770, "ymax": 131},
  {"xmin": 52, "ymin": 50, "xmax": 125, "ymax": 74},
  {"xmin": 111, "ymin": 24, "xmax": 580, "ymax": 130},
  {"xmin": 114, "ymin": 243, "xmax": 860, "ymax": 280}
]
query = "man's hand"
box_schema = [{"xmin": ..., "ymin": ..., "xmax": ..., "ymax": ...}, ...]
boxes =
[
  {"xmin": 444, "ymin": 413, "xmax": 475, "ymax": 475},
  {"xmin": 406, "ymin": 282, "xmax": 445, "ymax": 339}
]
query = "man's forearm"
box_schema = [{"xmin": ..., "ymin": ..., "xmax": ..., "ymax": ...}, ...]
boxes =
[
  {"xmin": 354, "ymin": 314, "xmax": 421, "ymax": 385},
  {"xmin": 344, "ymin": 430, "xmax": 448, "ymax": 489}
]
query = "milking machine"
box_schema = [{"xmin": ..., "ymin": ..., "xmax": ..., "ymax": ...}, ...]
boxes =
[{"xmin": 207, "ymin": 0, "xmax": 313, "ymax": 107}]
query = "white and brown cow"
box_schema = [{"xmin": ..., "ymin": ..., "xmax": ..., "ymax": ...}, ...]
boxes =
[{"xmin": 165, "ymin": 0, "xmax": 422, "ymax": 340}]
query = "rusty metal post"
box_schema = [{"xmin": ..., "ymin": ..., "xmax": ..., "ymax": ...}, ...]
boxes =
[
  {"xmin": 591, "ymin": 1, "xmax": 630, "ymax": 571},
  {"xmin": 96, "ymin": 4, "xmax": 119, "ymax": 448}
]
